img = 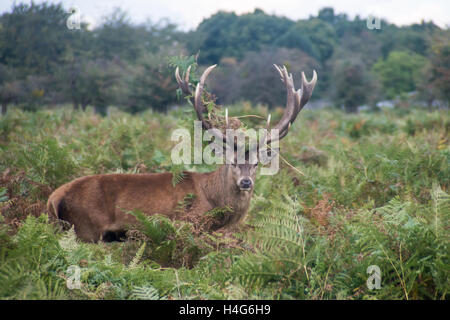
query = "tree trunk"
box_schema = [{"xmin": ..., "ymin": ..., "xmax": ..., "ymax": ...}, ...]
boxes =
[
  {"xmin": 94, "ymin": 105, "xmax": 107, "ymax": 116},
  {"xmin": 73, "ymin": 101, "xmax": 80, "ymax": 111},
  {"xmin": 1, "ymin": 102, "xmax": 7, "ymax": 116},
  {"xmin": 81, "ymin": 102, "xmax": 88, "ymax": 111},
  {"xmin": 345, "ymin": 104, "xmax": 358, "ymax": 113},
  {"xmin": 427, "ymin": 98, "xmax": 433, "ymax": 112}
]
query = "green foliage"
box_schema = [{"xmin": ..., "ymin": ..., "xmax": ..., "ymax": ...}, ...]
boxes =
[
  {"xmin": 175, "ymin": 193, "xmax": 195, "ymax": 213},
  {"xmin": 0, "ymin": 106, "xmax": 448, "ymax": 300},
  {"xmin": 129, "ymin": 210, "xmax": 176, "ymax": 246},
  {"xmin": 127, "ymin": 210, "xmax": 207, "ymax": 267},
  {"xmin": 0, "ymin": 187, "xmax": 8, "ymax": 202},
  {"xmin": 126, "ymin": 53, "xmax": 178, "ymax": 113},
  {"xmin": 0, "ymin": 2, "xmax": 73, "ymax": 75},
  {"xmin": 171, "ymin": 165, "xmax": 186, "ymax": 186},
  {"xmin": 130, "ymin": 285, "xmax": 162, "ymax": 300},
  {"xmin": 373, "ymin": 51, "xmax": 427, "ymax": 99},
  {"xmin": 0, "ymin": 215, "xmax": 68, "ymax": 299},
  {"xmin": 16, "ymin": 137, "xmax": 77, "ymax": 188},
  {"xmin": 0, "ymin": 3, "xmax": 447, "ymax": 114},
  {"xmin": 191, "ymin": 9, "xmax": 294, "ymax": 64},
  {"xmin": 168, "ymin": 54, "xmax": 199, "ymax": 103},
  {"xmin": 332, "ymin": 56, "xmax": 377, "ymax": 112},
  {"xmin": 418, "ymin": 35, "xmax": 450, "ymax": 104},
  {"xmin": 0, "ymin": 3, "xmax": 448, "ymax": 299},
  {"xmin": 205, "ymin": 206, "xmax": 233, "ymax": 219},
  {"xmin": 230, "ymin": 188, "xmax": 449, "ymax": 299}
]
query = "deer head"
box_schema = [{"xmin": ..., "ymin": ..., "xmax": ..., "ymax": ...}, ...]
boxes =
[{"xmin": 175, "ymin": 63, "xmax": 317, "ymax": 193}]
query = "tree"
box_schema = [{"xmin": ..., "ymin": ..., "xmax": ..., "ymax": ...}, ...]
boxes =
[
  {"xmin": 332, "ymin": 56, "xmax": 377, "ymax": 112},
  {"xmin": 372, "ymin": 51, "xmax": 426, "ymax": 99},
  {"xmin": 208, "ymin": 48, "xmax": 319, "ymax": 108},
  {"xmin": 93, "ymin": 9, "xmax": 181, "ymax": 62},
  {"xmin": 0, "ymin": 64, "xmax": 22, "ymax": 115},
  {"xmin": 56, "ymin": 54, "xmax": 95, "ymax": 111},
  {"xmin": 204, "ymin": 57, "xmax": 241, "ymax": 105},
  {"xmin": 318, "ymin": 7, "xmax": 335, "ymax": 24},
  {"xmin": 275, "ymin": 24, "xmax": 320, "ymax": 60},
  {"xmin": 57, "ymin": 58, "xmax": 123, "ymax": 114},
  {"xmin": 283, "ymin": 19, "xmax": 336, "ymax": 63},
  {"xmin": 190, "ymin": 9, "xmax": 294, "ymax": 64},
  {"xmin": 418, "ymin": 36, "xmax": 450, "ymax": 107},
  {"xmin": 93, "ymin": 9, "xmax": 147, "ymax": 62},
  {"xmin": 88, "ymin": 59, "xmax": 124, "ymax": 115},
  {"xmin": 0, "ymin": 2, "xmax": 72, "ymax": 76},
  {"xmin": 126, "ymin": 53, "xmax": 178, "ymax": 113}
]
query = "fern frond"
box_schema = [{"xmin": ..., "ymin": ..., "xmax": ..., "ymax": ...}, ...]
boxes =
[
  {"xmin": 58, "ymin": 226, "xmax": 78, "ymax": 252},
  {"xmin": 233, "ymin": 197, "xmax": 313, "ymax": 289},
  {"xmin": 128, "ymin": 242, "xmax": 146, "ymax": 270},
  {"xmin": 431, "ymin": 183, "xmax": 450, "ymax": 239},
  {"xmin": 130, "ymin": 285, "xmax": 161, "ymax": 300},
  {"xmin": 170, "ymin": 165, "xmax": 186, "ymax": 187}
]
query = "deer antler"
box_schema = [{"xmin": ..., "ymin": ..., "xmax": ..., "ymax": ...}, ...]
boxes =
[
  {"xmin": 266, "ymin": 65, "xmax": 317, "ymax": 144},
  {"xmin": 175, "ymin": 64, "xmax": 317, "ymax": 151},
  {"xmin": 175, "ymin": 64, "xmax": 227, "ymax": 143}
]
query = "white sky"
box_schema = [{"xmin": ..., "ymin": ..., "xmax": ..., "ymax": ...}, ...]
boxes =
[{"xmin": 1, "ymin": 0, "xmax": 449, "ymax": 30}]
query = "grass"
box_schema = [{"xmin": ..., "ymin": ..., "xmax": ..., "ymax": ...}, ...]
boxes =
[{"xmin": 0, "ymin": 104, "xmax": 448, "ymax": 300}]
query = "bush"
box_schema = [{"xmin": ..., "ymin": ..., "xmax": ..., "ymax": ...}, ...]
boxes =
[{"xmin": 0, "ymin": 106, "xmax": 448, "ymax": 299}]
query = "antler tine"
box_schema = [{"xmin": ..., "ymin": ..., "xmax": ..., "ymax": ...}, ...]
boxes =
[
  {"xmin": 175, "ymin": 66, "xmax": 181, "ymax": 83},
  {"xmin": 266, "ymin": 66, "xmax": 317, "ymax": 145},
  {"xmin": 266, "ymin": 65, "xmax": 297, "ymax": 144},
  {"xmin": 193, "ymin": 64, "xmax": 217, "ymax": 129},
  {"xmin": 185, "ymin": 65, "xmax": 191, "ymax": 83},
  {"xmin": 273, "ymin": 64, "xmax": 283, "ymax": 79},
  {"xmin": 175, "ymin": 66, "xmax": 191, "ymax": 96},
  {"xmin": 225, "ymin": 108, "xmax": 229, "ymax": 127},
  {"xmin": 175, "ymin": 64, "xmax": 228, "ymax": 146},
  {"xmin": 299, "ymin": 70, "xmax": 317, "ymax": 112},
  {"xmin": 287, "ymin": 70, "xmax": 317, "ymax": 125}
]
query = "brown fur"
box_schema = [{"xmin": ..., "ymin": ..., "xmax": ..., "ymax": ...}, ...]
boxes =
[{"xmin": 47, "ymin": 164, "xmax": 256, "ymax": 242}]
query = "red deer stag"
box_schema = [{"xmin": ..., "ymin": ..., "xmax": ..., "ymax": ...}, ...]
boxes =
[{"xmin": 47, "ymin": 64, "xmax": 317, "ymax": 242}]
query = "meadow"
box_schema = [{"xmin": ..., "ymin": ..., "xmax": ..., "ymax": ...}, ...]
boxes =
[{"xmin": 0, "ymin": 104, "xmax": 448, "ymax": 300}]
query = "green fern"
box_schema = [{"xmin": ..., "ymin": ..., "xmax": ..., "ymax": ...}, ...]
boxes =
[
  {"xmin": 431, "ymin": 183, "xmax": 450, "ymax": 239},
  {"xmin": 205, "ymin": 206, "xmax": 233, "ymax": 219},
  {"xmin": 170, "ymin": 164, "xmax": 186, "ymax": 186},
  {"xmin": 128, "ymin": 242, "xmax": 146, "ymax": 269},
  {"xmin": 130, "ymin": 285, "xmax": 161, "ymax": 300},
  {"xmin": 232, "ymin": 197, "xmax": 317, "ymax": 290},
  {"xmin": 0, "ymin": 187, "xmax": 8, "ymax": 202},
  {"xmin": 128, "ymin": 210, "xmax": 176, "ymax": 245},
  {"xmin": 175, "ymin": 193, "xmax": 196, "ymax": 213}
]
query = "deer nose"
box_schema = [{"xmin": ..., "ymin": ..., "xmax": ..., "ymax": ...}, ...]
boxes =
[{"xmin": 240, "ymin": 178, "xmax": 252, "ymax": 189}]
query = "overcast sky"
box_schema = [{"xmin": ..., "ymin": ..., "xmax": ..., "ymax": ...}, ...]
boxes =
[{"xmin": 1, "ymin": 0, "xmax": 449, "ymax": 30}]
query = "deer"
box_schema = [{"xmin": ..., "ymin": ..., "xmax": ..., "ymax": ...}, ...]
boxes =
[{"xmin": 47, "ymin": 64, "xmax": 317, "ymax": 242}]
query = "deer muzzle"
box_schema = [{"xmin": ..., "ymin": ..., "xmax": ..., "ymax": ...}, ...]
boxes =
[{"xmin": 238, "ymin": 177, "xmax": 253, "ymax": 191}]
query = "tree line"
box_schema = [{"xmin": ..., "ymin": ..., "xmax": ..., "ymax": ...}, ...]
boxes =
[{"xmin": 0, "ymin": 2, "xmax": 448, "ymax": 115}]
